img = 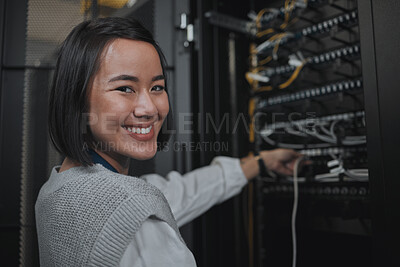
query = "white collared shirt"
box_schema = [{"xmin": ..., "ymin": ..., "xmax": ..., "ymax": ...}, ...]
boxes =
[{"xmin": 119, "ymin": 156, "xmax": 248, "ymax": 267}]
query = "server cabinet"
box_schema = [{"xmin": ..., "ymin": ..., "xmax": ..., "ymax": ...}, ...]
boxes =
[{"xmin": 192, "ymin": 0, "xmax": 400, "ymax": 266}]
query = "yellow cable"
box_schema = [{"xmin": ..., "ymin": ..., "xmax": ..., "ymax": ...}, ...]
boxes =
[
  {"xmin": 245, "ymin": 72, "xmax": 254, "ymax": 84},
  {"xmin": 272, "ymin": 35, "xmax": 285, "ymax": 58},
  {"xmin": 256, "ymin": 28, "xmax": 275, "ymax": 38},
  {"xmin": 279, "ymin": 62, "xmax": 305, "ymax": 89},
  {"xmin": 287, "ymin": 17, "xmax": 299, "ymax": 27},
  {"xmin": 256, "ymin": 9, "xmax": 267, "ymax": 29},
  {"xmin": 283, "ymin": 0, "xmax": 291, "ymax": 28},
  {"xmin": 281, "ymin": 0, "xmax": 297, "ymax": 29},
  {"xmin": 248, "ymin": 98, "xmax": 255, "ymax": 143},
  {"xmin": 267, "ymin": 33, "xmax": 283, "ymax": 42},
  {"xmin": 80, "ymin": 0, "xmax": 128, "ymax": 13},
  {"xmin": 258, "ymin": 56, "xmax": 272, "ymax": 65},
  {"xmin": 255, "ymin": 85, "xmax": 273, "ymax": 92},
  {"xmin": 259, "ymin": 33, "xmax": 287, "ymax": 60}
]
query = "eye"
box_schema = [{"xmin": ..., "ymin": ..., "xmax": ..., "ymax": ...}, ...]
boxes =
[
  {"xmin": 116, "ymin": 86, "xmax": 134, "ymax": 93},
  {"xmin": 151, "ymin": 85, "xmax": 165, "ymax": 92}
]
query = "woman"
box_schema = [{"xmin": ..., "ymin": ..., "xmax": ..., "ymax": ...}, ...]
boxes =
[{"xmin": 35, "ymin": 17, "xmax": 302, "ymax": 266}]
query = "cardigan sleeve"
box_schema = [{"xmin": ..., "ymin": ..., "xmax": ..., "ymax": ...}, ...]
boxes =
[{"xmin": 141, "ymin": 156, "xmax": 248, "ymax": 227}]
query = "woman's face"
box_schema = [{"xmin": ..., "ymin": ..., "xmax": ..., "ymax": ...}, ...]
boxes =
[{"xmin": 88, "ymin": 38, "xmax": 169, "ymax": 164}]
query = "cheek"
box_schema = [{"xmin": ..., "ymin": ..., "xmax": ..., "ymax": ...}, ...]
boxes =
[
  {"xmin": 88, "ymin": 96, "xmax": 131, "ymax": 132},
  {"xmin": 155, "ymin": 93, "xmax": 170, "ymax": 119}
]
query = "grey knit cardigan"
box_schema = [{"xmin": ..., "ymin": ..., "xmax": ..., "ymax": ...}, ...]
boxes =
[{"xmin": 35, "ymin": 164, "xmax": 181, "ymax": 267}]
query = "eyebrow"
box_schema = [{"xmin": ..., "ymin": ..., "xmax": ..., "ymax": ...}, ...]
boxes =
[{"xmin": 108, "ymin": 74, "xmax": 165, "ymax": 83}]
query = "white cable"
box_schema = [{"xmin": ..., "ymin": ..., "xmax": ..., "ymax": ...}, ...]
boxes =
[
  {"xmin": 309, "ymin": 129, "xmax": 336, "ymax": 143},
  {"xmin": 341, "ymin": 138, "xmax": 366, "ymax": 145},
  {"xmin": 291, "ymin": 157, "xmax": 304, "ymax": 267},
  {"xmin": 255, "ymin": 33, "xmax": 294, "ymax": 53},
  {"xmin": 329, "ymin": 120, "xmax": 339, "ymax": 137},
  {"xmin": 315, "ymin": 169, "xmax": 369, "ymax": 181},
  {"xmin": 348, "ymin": 168, "xmax": 369, "ymax": 174},
  {"xmin": 256, "ymin": 39, "xmax": 273, "ymax": 53},
  {"xmin": 318, "ymin": 124, "xmax": 334, "ymax": 138},
  {"xmin": 127, "ymin": 0, "xmax": 138, "ymax": 8},
  {"xmin": 247, "ymin": 72, "xmax": 270, "ymax": 83},
  {"xmin": 298, "ymin": 122, "xmax": 367, "ymax": 145},
  {"xmin": 344, "ymin": 169, "xmax": 369, "ymax": 180},
  {"xmin": 314, "ymin": 172, "xmax": 340, "ymax": 180},
  {"xmin": 285, "ymin": 126, "xmax": 308, "ymax": 137},
  {"xmin": 247, "ymin": 11, "xmax": 258, "ymax": 20},
  {"xmin": 260, "ymin": 133, "xmax": 332, "ymax": 149}
]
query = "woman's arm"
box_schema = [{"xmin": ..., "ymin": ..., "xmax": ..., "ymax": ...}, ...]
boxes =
[
  {"xmin": 142, "ymin": 148, "xmax": 302, "ymax": 227},
  {"xmin": 141, "ymin": 156, "xmax": 247, "ymax": 227}
]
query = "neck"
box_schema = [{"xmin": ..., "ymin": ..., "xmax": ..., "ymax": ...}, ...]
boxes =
[
  {"xmin": 59, "ymin": 157, "xmax": 81, "ymax": 173},
  {"xmin": 94, "ymin": 149, "xmax": 130, "ymax": 175}
]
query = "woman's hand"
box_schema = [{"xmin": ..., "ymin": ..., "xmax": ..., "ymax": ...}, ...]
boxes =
[
  {"xmin": 260, "ymin": 149, "xmax": 303, "ymax": 176},
  {"xmin": 240, "ymin": 149, "xmax": 307, "ymax": 180}
]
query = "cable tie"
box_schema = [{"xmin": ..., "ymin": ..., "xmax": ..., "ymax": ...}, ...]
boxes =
[
  {"xmin": 330, "ymin": 166, "xmax": 344, "ymax": 174},
  {"xmin": 327, "ymin": 159, "xmax": 340, "ymax": 168}
]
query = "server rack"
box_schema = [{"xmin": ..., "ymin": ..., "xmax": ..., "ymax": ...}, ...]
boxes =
[{"xmin": 192, "ymin": 0, "xmax": 400, "ymax": 266}]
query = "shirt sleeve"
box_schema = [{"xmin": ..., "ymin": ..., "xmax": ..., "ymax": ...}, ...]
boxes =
[
  {"xmin": 119, "ymin": 218, "xmax": 196, "ymax": 267},
  {"xmin": 141, "ymin": 156, "xmax": 248, "ymax": 227}
]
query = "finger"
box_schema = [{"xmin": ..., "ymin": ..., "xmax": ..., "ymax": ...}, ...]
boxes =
[
  {"xmin": 275, "ymin": 165, "xmax": 294, "ymax": 176},
  {"xmin": 287, "ymin": 149, "xmax": 302, "ymax": 156},
  {"xmin": 285, "ymin": 150, "xmax": 303, "ymax": 161},
  {"xmin": 301, "ymin": 159, "xmax": 313, "ymax": 166}
]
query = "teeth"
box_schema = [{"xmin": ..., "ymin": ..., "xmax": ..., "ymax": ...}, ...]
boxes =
[{"xmin": 124, "ymin": 125, "xmax": 152, "ymax": 135}]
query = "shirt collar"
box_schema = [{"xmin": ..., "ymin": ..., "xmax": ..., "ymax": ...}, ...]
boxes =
[{"xmin": 88, "ymin": 149, "xmax": 118, "ymax": 173}]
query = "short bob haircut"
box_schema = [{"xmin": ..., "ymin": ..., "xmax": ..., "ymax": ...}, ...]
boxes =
[{"xmin": 48, "ymin": 17, "xmax": 173, "ymax": 166}]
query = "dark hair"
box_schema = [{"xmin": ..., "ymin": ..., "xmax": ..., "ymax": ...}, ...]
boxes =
[{"xmin": 48, "ymin": 17, "xmax": 173, "ymax": 166}]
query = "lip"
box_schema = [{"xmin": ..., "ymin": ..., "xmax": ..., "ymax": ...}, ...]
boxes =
[{"xmin": 123, "ymin": 124, "xmax": 155, "ymax": 141}]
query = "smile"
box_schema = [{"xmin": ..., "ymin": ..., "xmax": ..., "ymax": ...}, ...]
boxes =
[{"xmin": 123, "ymin": 125, "xmax": 152, "ymax": 134}]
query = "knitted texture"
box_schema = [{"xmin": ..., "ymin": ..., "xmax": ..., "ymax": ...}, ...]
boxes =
[{"xmin": 35, "ymin": 164, "xmax": 181, "ymax": 267}]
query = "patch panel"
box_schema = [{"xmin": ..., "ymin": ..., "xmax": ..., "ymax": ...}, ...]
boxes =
[
  {"xmin": 259, "ymin": 44, "xmax": 360, "ymax": 78},
  {"xmin": 256, "ymin": 78, "xmax": 362, "ymax": 108},
  {"xmin": 256, "ymin": 11, "xmax": 358, "ymax": 54}
]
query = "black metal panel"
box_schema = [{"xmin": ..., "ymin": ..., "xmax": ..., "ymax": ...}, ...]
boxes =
[
  {"xmin": 0, "ymin": 0, "xmax": 27, "ymax": 228},
  {"xmin": 0, "ymin": 0, "xmax": 28, "ymax": 265},
  {"xmin": 193, "ymin": 1, "xmax": 251, "ymax": 267},
  {"xmin": 370, "ymin": 4, "xmax": 400, "ymax": 258},
  {"xmin": 357, "ymin": 1, "xmax": 387, "ymax": 265},
  {"xmin": 194, "ymin": 0, "xmax": 216, "ymax": 166},
  {"xmin": 0, "ymin": 228, "xmax": 19, "ymax": 266},
  {"xmin": 3, "ymin": 0, "xmax": 27, "ymax": 67},
  {"xmin": 0, "ymin": 0, "xmax": 5, "ymax": 158},
  {"xmin": 0, "ymin": 69, "xmax": 24, "ymax": 262},
  {"xmin": 360, "ymin": 1, "xmax": 400, "ymax": 266},
  {"xmin": 131, "ymin": 0, "xmax": 154, "ymax": 34},
  {"xmin": 193, "ymin": 0, "xmax": 217, "ymax": 266}
]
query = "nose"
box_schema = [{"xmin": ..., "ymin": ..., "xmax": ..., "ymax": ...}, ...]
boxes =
[{"xmin": 133, "ymin": 90, "xmax": 157, "ymax": 119}]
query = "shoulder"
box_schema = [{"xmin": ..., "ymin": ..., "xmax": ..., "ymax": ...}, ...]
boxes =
[
  {"xmin": 39, "ymin": 164, "xmax": 163, "ymax": 200},
  {"xmin": 35, "ymin": 164, "xmax": 171, "ymax": 231},
  {"xmin": 35, "ymin": 164, "xmax": 178, "ymax": 266}
]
